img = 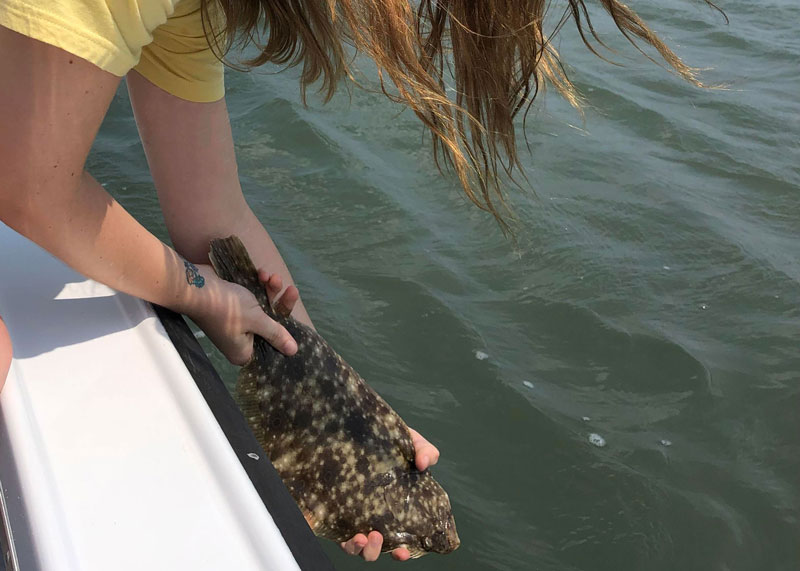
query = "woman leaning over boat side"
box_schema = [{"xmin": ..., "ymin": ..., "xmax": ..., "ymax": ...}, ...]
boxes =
[{"xmin": 0, "ymin": 0, "xmax": 721, "ymax": 561}]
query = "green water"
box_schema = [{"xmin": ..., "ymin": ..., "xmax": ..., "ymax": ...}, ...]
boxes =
[{"xmin": 90, "ymin": 1, "xmax": 799, "ymax": 569}]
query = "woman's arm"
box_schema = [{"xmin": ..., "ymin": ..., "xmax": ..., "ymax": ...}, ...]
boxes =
[
  {"xmin": 0, "ymin": 27, "xmax": 296, "ymax": 364},
  {"xmin": 125, "ymin": 70, "xmax": 441, "ymax": 562},
  {"xmin": 126, "ymin": 70, "xmax": 313, "ymax": 327}
]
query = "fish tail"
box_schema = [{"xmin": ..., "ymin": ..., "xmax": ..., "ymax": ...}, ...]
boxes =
[{"xmin": 208, "ymin": 236, "xmax": 276, "ymax": 318}]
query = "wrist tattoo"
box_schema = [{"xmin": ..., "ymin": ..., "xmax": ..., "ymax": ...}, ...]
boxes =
[{"xmin": 184, "ymin": 260, "xmax": 205, "ymax": 288}]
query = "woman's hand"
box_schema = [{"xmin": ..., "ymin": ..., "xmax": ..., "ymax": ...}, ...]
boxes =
[
  {"xmin": 187, "ymin": 266, "xmax": 300, "ymax": 365},
  {"xmin": 340, "ymin": 428, "xmax": 441, "ymax": 562},
  {"xmin": 259, "ymin": 270, "xmax": 300, "ymax": 319}
]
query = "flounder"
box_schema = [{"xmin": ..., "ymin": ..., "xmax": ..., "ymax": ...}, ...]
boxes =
[{"xmin": 209, "ymin": 236, "xmax": 459, "ymax": 557}]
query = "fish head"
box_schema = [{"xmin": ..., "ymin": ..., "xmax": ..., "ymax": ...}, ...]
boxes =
[{"xmin": 381, "ymin": 468, "xmax": 460, "ymax": 557}]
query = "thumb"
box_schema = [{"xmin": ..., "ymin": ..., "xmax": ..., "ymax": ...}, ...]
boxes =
[{"xmin": 251, "ymin": 313, "xmax": 298, "ymax": 356}]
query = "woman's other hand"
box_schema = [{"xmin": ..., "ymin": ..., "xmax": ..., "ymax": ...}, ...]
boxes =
[
  {"xmin": 187, "ymin": 265, "xmax": 298, "ymax": 365},
  {"xmin": 340, "ymin": 428, "xmax": 441, "ymax": 562},
  {"xmin": 260, "ymin": 270, "xmax": 299, "ymax": 319}
]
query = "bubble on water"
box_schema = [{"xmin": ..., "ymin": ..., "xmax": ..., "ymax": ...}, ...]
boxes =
[
  {"xmin": 475, "ymin": 350, "xmax": 489, "ymax": 361},
  {"xmin": 522, "ymin": 381, "xmax": 534, "ymax": 389},
  {"xmin": 659, "ymin": 439, "xmax": 673, "ymax": 447},
  {"xmin": 699, "ymin": 303, "xmax": 708, "ymax": 310},
  {"xmin": 588, "ymin": 433, "xmax": 606, "ymax": 447},
  {"xmin": 247, "ymin": 452, "xmax": 260, "ymax": 460},
  {"xmin": 663, "ymin": 265, "xmax": 671, "ymax": 270},
  {"xmin": 582, "ymin": 416, "xmax": 591, "ymax": 422}
]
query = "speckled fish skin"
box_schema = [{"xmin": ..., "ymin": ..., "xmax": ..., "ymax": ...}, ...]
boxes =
[{"xmin": 209, "ymin": 236, "xmax": 459, "ymax": 557}]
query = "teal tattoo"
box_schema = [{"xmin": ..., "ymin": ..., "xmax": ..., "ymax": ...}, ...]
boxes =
[{"xmin": 184, "ymin": 260, "xmax": 205, "ymax": 288}]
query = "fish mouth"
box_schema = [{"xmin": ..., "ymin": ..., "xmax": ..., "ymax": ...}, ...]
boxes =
[
  {"xmin": 445, "ymin": 524, "xmax": 461, "ymax": 553},
  {"xmin": 435, "ymin": 516, "xmax": 460, "ymax": 554},
  {"xmin": 443, "ymin": 538, "xmax": 460, "ymax": 554}
]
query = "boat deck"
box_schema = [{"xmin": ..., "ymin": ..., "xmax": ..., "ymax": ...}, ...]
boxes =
[{"xmin": 0, "ymin": 223, "xmax": 332, "ymax": 570}]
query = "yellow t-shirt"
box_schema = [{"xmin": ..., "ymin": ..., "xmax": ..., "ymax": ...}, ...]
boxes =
[{"xmin": 0, "ymin": 0, "xmax": 224, "ymax": 102}]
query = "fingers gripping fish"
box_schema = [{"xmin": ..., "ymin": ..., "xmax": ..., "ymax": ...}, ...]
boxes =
[{"xmin": 209, "ymin": 236, "xmax": 460, "ymax": 557}]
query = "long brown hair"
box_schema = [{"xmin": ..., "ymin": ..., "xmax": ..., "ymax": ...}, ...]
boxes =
[{"xmin": 201, "ymin": 0, "xmax": 724, "ymax": 229}]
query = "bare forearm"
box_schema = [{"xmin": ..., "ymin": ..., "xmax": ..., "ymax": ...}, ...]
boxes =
[
  {"xmin": 2, "ymin": 171, "xmax": 203, "ymax": 315},
  {"xmin": 0, "ymin": 30, "xmax": 206, "ymax": 319},
  {"xmin": 128, "ymin": 71, "xmax": 313, "ymax": 328}
]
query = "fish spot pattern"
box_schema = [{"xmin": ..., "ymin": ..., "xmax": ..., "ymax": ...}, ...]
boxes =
[{"xmin": 210, "ymin": 236, "xmax": 459, "ymax": 556}]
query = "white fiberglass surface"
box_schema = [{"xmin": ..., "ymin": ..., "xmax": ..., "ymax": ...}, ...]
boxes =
[{"xmin": 0, "ymin": 224, "xmax": 299, "ymax": 571}]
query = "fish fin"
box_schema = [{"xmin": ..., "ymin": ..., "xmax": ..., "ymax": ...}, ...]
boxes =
[
  {"xmin": 399, "ymin": 425, "xmax": 416, "ymax": 465},
  {"xmin": 208, "ymin": 236, "xmax": 276, "ymax": 318},
  {"xmin": 300, "ymin": 505, "xmax": 336, "ymax": 539},
  {"xmin": 237, "ymin": 362, "xmax": 268, "ymax": 446},
  {"xmin": 313, "ymin": 523, "xmax": 335, "ymax": 540}
]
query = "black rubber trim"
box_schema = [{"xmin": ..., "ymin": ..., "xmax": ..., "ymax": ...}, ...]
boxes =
[{"xmin": 153, "ymin": 305, "xmax": 335, "ymax": 571}]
